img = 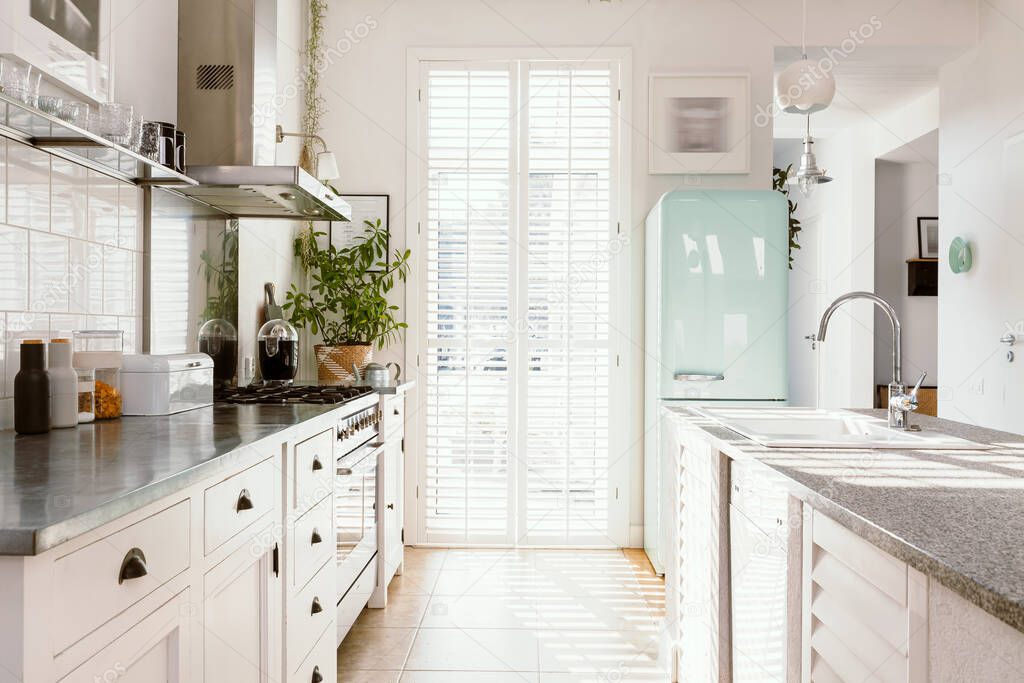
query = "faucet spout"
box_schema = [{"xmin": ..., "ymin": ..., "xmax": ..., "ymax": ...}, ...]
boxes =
[
  {"xmin": 816, "ymin": 291, "xmax": 901, "ymax": 385},
  {"xmin": 816, "ymin": 291, "xmax": 919, "ymax": 430}
]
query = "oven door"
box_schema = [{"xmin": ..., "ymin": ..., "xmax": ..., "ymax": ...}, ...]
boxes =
[{"xmin": 336, "ymin": 442, "xmax": 381, "ymax": 598}]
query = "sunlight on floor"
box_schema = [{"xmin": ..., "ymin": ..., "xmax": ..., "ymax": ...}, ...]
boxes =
[{"xmin": 337, "ymin": 548, "xmax": 669, "ymax": 682}]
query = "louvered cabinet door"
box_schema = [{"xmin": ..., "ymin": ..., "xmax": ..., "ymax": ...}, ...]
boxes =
[{"xmin": 802, "ymin": 509, "xmax": 928, "ymax": 683}]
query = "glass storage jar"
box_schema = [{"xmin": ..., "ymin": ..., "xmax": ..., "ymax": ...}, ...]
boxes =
[
  {"xmin": 76, "ymin": 367, "xmax": 96, "ymax": 423},
  {"xmin": 257, "ymin": 319, "xmax": 299, "ymax": 384},
  {"xmin": 73, "ymin": 330, "xmax": 124, "ymax": 419},
  {"xmin": 198, "ymin": 318, "xmax": 238, "ymax": 386}
]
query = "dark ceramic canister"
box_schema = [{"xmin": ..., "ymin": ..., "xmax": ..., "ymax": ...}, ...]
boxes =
[
  {"xmin": 174, "ymin": 130, "xmax": 186, "ymax": 173},
  {"xmin": 153, "ymin": 121, "xmax": 176, "ymax": 167},
  {"xmin": 14, "ymin": 340, "xmax": 50, "ymax": 435}
]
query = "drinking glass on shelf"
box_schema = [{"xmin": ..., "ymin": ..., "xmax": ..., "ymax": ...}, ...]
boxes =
[
  {"xmin": 59, "ymin": 101, "xmax": 90, "ymax": 128},
  {"xmin": 128, "ymin": 115, "xmax": 144, "ymax": 152},
  {"xmin": 0, "ymin": 60, "xmax": 27, "ymax": 101},
  {"xmin": 139, "ymin": 121, "xmax": 161, "ymax": 160},
  {"xmin": 95, "ymin": 102, "xmax": 134, "ymax": 146},
  {"xmin": 22, "ymin": 69, "xmax": 40, "ymax": 107},
  {"xmin": 37, "ymin": 95, "xmax": 62, "ymax": 116}
]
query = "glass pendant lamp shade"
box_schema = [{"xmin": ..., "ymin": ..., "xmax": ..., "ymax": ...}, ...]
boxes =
[{"xmin": 776, "ymin": 58, "xmax": 836, "ymax": 114}]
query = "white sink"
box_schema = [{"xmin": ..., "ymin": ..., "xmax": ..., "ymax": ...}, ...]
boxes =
[{"xmin": 694, "ymin": 407, "xmax": 989, "ymax": 449}]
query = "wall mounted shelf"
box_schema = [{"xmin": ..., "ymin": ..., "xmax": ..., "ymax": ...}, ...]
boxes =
[{"xmin": 0, "ymin": 91, "xmax": 198, "ymax": 189}]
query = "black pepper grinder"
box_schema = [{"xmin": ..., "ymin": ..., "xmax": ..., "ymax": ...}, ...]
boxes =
[{"xmin": 14, "ymin": 340, "xmax": 50, "ymax": 435}]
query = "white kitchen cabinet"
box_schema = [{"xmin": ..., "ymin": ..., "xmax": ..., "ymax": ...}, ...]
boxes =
[
  {"xmin": 58, "ymin": 590, "xmax": 192, "ymax": 683},
  {"xmin": 802, "ymin": 508, "xmax": 928, "ymax": 683},
  {"xmin": 203, "ymin": 523, "xmax": 282, "ymax": 682},
  {"xmin": 369, "ymin": 393, "xmax": 405, "ymax": 608},
  {"xmin": 663, "ymin": 413, "xmax": 731, "ymax": 682}
]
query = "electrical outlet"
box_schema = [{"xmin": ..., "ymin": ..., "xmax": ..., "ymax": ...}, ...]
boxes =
[{"xmin": 969, "ymin": 377, "xmax": 985, "ymax": 395}]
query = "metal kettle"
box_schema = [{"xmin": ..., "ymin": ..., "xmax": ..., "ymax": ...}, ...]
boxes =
[{"xmin": 353, "ymin": 361, "xmax": 401, "ymax": 389}]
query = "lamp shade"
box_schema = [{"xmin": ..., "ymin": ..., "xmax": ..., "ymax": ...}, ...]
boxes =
[
  {"xmin": 776, "ymin": 59, "xmax": 835, "ymax": 114},
  {"xmin": 316, "ymin": 151, "xmax": 339, "ymax": 181}
]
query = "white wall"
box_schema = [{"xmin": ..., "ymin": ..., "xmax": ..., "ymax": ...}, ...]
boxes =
[
  {"xmin": 938, "ymin": 0, "xmax": 1024, "ymax": 432},
  {"xmin": 111, "ymin": 0, "xmax": 179, "ymax": 123},
  {"xmin": 314, "ymin": 0, "xmax": 976, "ymax": 540},
  {"xmin": 873, "ymin": 160, "xmax": 938, "ymax": 388}
]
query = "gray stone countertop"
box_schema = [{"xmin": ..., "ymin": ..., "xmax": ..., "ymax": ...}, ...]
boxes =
[
  {"xmin": 0, "ymin": 404, "xmax": 342, "ymax": 556},
  {"xmin": 666, "ymin": 406, "xmax": 1024, "ymax": 633}
]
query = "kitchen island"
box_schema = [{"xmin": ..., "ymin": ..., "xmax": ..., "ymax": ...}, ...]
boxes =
[{"xmin": 661, "ymin": 406, "xmax": 1024, "ymax": 682}]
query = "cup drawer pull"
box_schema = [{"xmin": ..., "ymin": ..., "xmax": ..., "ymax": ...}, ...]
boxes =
[
  {"xmin": 311, "ymin": 666, "xmax": 323, "ymax": 683},
  {"xmin": 311, "ymin": 596, "xmax": 324, "ymax": 615},
  {"xmin": 311, "ymin": 527, "xmax": 323, "ymax": 545},
  {"xmin": 236, "ymin": 488, "xmax": 254, "ymax": 512},
  {"xmin": 312, "ymin": 456, "xmax": 323, "ymax": 471},
  {"xmin": 118, "ymin": 547, "xmax": 148, "ymax": 584}
]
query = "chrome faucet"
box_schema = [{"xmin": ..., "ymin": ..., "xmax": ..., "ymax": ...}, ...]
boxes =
[{"xmin": 815, "ymin": 291, "xmax": 926, "ymax": 430}]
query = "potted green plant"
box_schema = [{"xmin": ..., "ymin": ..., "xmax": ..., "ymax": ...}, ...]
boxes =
[{"xmin": 285, "ymin": 219, "xmax": 411, "ymax": 384}]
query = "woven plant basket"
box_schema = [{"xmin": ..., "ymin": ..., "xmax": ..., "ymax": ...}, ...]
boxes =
[{"xmin": 315, "ymin": 344, "xmax": 373, "ymax": 385}]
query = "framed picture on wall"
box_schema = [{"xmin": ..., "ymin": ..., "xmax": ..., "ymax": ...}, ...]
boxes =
[
  {"xmin": 648, "ymin": 73, "xmax": 750, "ymax": 175},
  {"xmin": 330, "ymin": 194, "xmax": 390, "ymax": 272},
  {"xmin": 917, "ymin": 216, "xmax": 939, "ymax": 259}
]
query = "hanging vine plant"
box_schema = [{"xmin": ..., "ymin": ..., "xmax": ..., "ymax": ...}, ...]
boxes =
[
  {"xmin": 296, "ymin": 0, "xmax": 329, "ymax": 270},
  {"xmin": 773, "ymin": 164, "xmax": 802, "ymax": 269}
]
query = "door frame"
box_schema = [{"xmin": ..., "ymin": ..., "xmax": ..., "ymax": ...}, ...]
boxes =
[{"xmin": 403, "ymin": 46, "xmax": 633, "ymax": 547}]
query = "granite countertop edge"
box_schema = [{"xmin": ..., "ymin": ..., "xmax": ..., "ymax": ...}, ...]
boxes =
[{"xmin": 667, "ymin": 406, "xmax": 1024, "ymax": 635}]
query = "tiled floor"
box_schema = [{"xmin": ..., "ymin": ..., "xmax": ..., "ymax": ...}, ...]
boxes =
[{"xmin": 337, "ymin": 548, "xmax": 669, "ymax": 682}]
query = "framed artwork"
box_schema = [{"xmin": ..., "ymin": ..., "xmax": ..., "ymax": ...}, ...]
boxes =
[
  {"xmin": 0, "ymin": 1, "xmax": 112, "ymax": 102},
  {"xmin": 648, "ymin": 73, "xmax": 750, "ymax": 175},
  {"xmin": 330, "ymin": 194, "xmax": 390, "ymax": 271},
  {"xmin": 917, "ymin": 217, "xmax": 939, "ymax": 259}
]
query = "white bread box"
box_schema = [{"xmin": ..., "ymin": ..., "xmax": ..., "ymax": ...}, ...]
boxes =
[{"xmin": 121, "ymin": 353, "xmax": 214, "ymax": 415}]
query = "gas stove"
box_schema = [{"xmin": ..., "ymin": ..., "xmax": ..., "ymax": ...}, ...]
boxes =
[{"xmin": 215, "ymin": 383, "xmax": 375, "ymax": 405}]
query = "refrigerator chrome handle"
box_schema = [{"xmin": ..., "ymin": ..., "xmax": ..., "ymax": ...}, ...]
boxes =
[{"xmin": 673, "ymin": 372, "xmax": 725, "ymax": 382}]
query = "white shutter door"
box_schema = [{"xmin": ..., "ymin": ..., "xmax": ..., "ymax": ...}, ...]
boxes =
[
  {"xmin": 521, "ymin": 64, "xmax": 616, "ymax": 545},
  {"xmin": 423, "ymin": 63, "xmax": 515, "ymax": 544}
]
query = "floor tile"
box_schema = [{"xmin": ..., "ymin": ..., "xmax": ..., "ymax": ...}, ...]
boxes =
[
  {"xmin": 540, "ymin": 672, "xmax": 670, "ymax": 682},
  {"xmin": 537, "ymin": 629, "xmax": 663, "ymax": 674},
  {"xmin": 338, "ymin": 671, "xmax": 402, "ymax": 683},
  {"xmin": 402, "ymin": 548, "xmax": 448, "ymax": 571},
  {"xmin": 405, "ymin": 628, "xmax": 539, "ymax": 672},
  {"xmin": 534, "ymin": 593, "xmax": 659, "ymax": 632},
  {"xmin": 356, "ymin": 592, "xmax": 431, "ymax": 628},
  {"xmin": 421, "ymin": 594, "xmax": 541, "ymax": 630},
  {"xmin": 337, "ymin": 626, "xmax": 417, "ymax": 671},
  {"xmin": 392, "ymin": 568, "xmax": 441, "ymax": 595},
  {"xmin": 402, "ymin": 672, "xmax": 539, "ymax": 682}
]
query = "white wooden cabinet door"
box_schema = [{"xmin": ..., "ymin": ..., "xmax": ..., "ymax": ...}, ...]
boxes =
[
  {"xmin": 802, "ymin": 509, "xmax": 927, "ymax": 683},
  {"xmin": 369, "ymin": 437, "xmax": 404, "ymax": 607},
  {"xmin": 203, "ymin": 534, "xmax": 282, "ymax": 682},
  {"xmin": 59, "ymin": 590, "xmax": 191, "ymax": 683}
]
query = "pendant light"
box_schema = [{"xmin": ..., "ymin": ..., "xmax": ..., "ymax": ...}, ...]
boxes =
[
  {"xmin": 776, "ymin": 0, "xmax": 835, "ymax": 114},
  {"xmin": 788, "ymin": 114, "xmax": 832, "ymax": 195}
]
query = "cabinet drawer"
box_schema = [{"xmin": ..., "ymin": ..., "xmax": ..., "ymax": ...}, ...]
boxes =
[
  {"xmin": 289, "ymin": 561, "xmax": 335, "ymax": 673},
  {"xmin": 53, "ymin": 500, "xmax": 190, "ymax": 654},
  {"xmin": 291, "ymin": 494, "xmax": 334, "ymax": 589},
  {"xmin": 294, "ymin": 429, "xmax": 334, "ymax": 512},
  {"xmin": 204, "ymin": 456, "xmax": 276, "ymax": 553},
  {"xmin": 338, "ymin": 556, "xmax": 377, "ymax": 643},
  {"xmin": 382, "ymin": 396, "xmax": 404, "ymax": 440},
  {"xmin": 292, "ymin": 624, "xmax": 337, "ymax": 683}
]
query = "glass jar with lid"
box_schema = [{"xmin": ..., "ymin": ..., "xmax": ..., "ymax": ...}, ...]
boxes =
[
  {"xmin": 257, "ymin": 319, "xmax": 299, "ymax": 384},
  {"xmin": 73, "ymin": 330, "xmax": 124, "ymax": 419},
  {"xmin": 198, "ymin": 318, "xmax": 238, "ymax": 386}
]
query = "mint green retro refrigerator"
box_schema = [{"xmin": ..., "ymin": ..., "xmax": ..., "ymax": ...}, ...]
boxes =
[{"xmin": 643, "ymin": 190, "xmax": 789, "ymax": 574}]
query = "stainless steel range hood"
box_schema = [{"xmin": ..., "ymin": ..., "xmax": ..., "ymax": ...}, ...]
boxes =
[{"xmin": 176, "ymin": 0, "xmax": 350, "ymax": 221}]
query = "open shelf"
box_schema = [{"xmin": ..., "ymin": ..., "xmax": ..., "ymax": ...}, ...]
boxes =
[{"xmin": 0, "ymin": 90, "xmax": 198, "ymax": 188}]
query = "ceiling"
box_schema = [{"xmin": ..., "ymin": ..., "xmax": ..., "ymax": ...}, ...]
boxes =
[{"xmin": 772, "ymin": 46, "xmax": 960, "ymax": 138}]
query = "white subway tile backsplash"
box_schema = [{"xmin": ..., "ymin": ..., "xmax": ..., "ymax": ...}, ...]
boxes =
[
  {"xmin": 68, "ymin": 239, "xmax": 105, "ymax": 314},
  {"xmin": 29, "ymin": 231, "xmax": 69, "ymax": 313},
  {"xmin": 118, "ymin": 184, "xmax": 141, "ymax": 251},
  {"xmin": 51, "ymin": 158, "xmax": 88, "ymax": 238},
  {"xmin": 102, "ymin": 247, "xmax": 134, "ymax": 316},
  {"xmin": 0, "ymin": 140, "xmax": 146, "ymax": 402},
  {"xmin": 87, "ymin": 170, "xmax": 118, "ymax": 246},
  {"xmin": 0, "ymin": 226, "xmax": 29, "ymax": 310},
  {"xmin": 7, "ymin": 141, "xmax": 50, "ymax": 231}
]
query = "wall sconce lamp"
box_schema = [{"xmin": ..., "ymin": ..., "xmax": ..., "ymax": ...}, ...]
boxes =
[{"xmin": 275, "ymin": 125, "xmax": 340, "ymax": 181}]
